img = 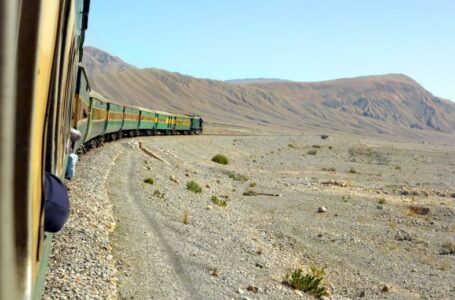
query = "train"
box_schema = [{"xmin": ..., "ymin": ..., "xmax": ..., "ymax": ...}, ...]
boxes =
[
  {"xmin": 0, "ymin": 1, "xmax": 201, "ymax": 299},
  {"xmin": 72, "ymin": 67, "xmax": 203, "ymax": 154}
]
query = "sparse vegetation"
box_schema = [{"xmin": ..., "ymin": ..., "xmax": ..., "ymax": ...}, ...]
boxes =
[
  {"xmin": 182, "ymin": 208, "xmax": 190, "ymax": 224},
  {"xmin": 378, "ymin": 198, "xmax": 386, "ymax": 204},
  {"xmin": 211, "ymin": 154, "xmax": 229, "ymax": 165},
  {"xmin": 322, "ymin": 167, "xmax": 336, "ymax": 172},
  {"xmin": 440, "ymin": 241, "xmax": 455, "ymax": 255},
  {"xmin": 144, "ymin": 178, "xmax": 155, "ymax": 185},
  {"xmin": 283, "ymin": 268, "xmax": 328, "ymax": 297},
  {"xmin": 186, "ymin": 181, "xmax": 202, "ymax": 193},
  {"xmin": 395, "ymin": 166, "xmax": 401, "ymax": 170},
  {"xmin": 228, "ymin": 172, "xmax": 249, "ymax": 182},
  {"xmin": 312, "ymin": 145, "xmax": 321, "ymax": 148},
  {"xmin": 288, "ymin": 144, "xmax": 296, "ymax": 148},
  {"xmin": 249, "ymin": 182, "xmax": 257, "ymax": 187},
  {"xmin": 211, "ymin": 195, "xmax": 227, "ymax": 207},
  {"xmin": 348, "ymin": 145, "xmax": 390, "ymax": 165},
  {"xmin": 153, "ymin": 190, "xmax": 165, "ymax": 199},
  {"xmin": 348, "ymin": 168, "xmax": 358, "ymax": 174},
  {"xmin": 307, "ymin": 150, "xmax": 317, "ymax": 155},
  {"xmin": 243, "ymin": 190, "xmax": 258, "ymax": 196},
  {"xmin": 320, "ymin": 134, "xmax": 329, "ymax": 140},
  {"xmin": 328, "ymin": 146, "xmax": 333, "ymax": 149}
]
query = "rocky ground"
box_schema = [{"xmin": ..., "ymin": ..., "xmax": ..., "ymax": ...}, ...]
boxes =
[{"xmin": 44, "ymin": 127, "xmax": 455, "ymax": 299}]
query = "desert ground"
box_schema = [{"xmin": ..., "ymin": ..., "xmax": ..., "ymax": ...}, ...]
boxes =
[{"xmin": 44, "ymin": 126, "xmax": 455, "ymax": 299}]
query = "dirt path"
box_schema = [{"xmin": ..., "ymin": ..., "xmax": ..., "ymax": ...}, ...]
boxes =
[{"xmin": 108, "ymin": 150, "xmax": 201, "ymax": 299}]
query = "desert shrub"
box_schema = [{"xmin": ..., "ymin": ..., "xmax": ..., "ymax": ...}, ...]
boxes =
[
  {"xmin": 228, "ymin": 172, "xmax": 248, "ymax": 182},
  {"xmin": 153, "ymin": 190, "xmax": 165, "ymax": 199},
  {"xmin": 312, "ymin": 145, "xmax": 321, "ymax": 148},
  {"xmin": 348, "ymin": 168, "xmax": 358, "ymax": 174},
  {"xmin": 186, "ymin": 181, "xmax": 202, "ymax": 193},
  {"xmin": 211, "ymin": 195, "xmax": 227, "ymax": 207},
  {"xmin": 320, "ymin": 135, "xmax": 329, "ymax": 140},
  {"xmin": 283, "ymin": 268, "xmax": 328, "ymax": 297},
  {"xmin": 288, "ymin": 144, "xmax": 296, "ymax": 148},
  {"xmin": 378, "ymin": 198, "xmax": 386, "ymax": 204},
  {"xmin": 144, "ymin": 178, "xmax": 154, "ymax": 185},
  {"xmin": 243, "ymin": 190, "xmax": 258, "ymax": 196},
  {"xmin": 212, "ymin": 154, "xmax": 229, "ymax": 165},
  {"xmin": 440, "ymin": 241, "xmax": 455, "ymax": 255},
  {"xmin": 328, "ymin": 146, "xmax": 333, "ymax": 150},
  {"xmin": 322, "ymin": 167, "xmax": 336, "ymax": 172},
  {"xmin": 307, "ymin": 150, "xmax": 317, "ymax": 155},
  {"xmin": 249, "ymin": 182, "xmax": 257, "ymax": 187},
  {"xmin": 408, "ymin": 205, "xmax": 430, "ymax": 215}
]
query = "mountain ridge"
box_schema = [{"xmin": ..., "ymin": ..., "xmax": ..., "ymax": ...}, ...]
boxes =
[{"xmin": 82, "ymin": 47, "xmax": 455, "ymax": 138}]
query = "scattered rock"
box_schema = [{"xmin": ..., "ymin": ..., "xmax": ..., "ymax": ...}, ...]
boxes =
[
  {"xmin": 376, "ymin": 205, "xmax": 384, "ymax": 210},
  {"xmin": 395, "ymin": 230, "xmax": 414, "ymax": 242},
  {"xmin": 359, "ymin": 290, "xmax": 366, "ymax": 297},
  {"xmin": 169, "ymin": 175, "xmax": 179, "ymax": 183},
  {"xmin": 185, "ymin": 173, "xmax": 190, "ymax": 177},
  {"xmin": 318, "ymin": 206, "xmax": 327, "ymax": 213},
  {"xmin": 255, "ymin": 263, "xmax": 264, "ymax": 268},
  {"xmin": 247, "ymin": 285, "xmax": 259, "ymax": 294},
  {"xmin": 206, "ymin": 206, "xmax": 212, "ymax": 210},
  {"xmin": 205, "ymin": 184, "xmax": 210, "ymax": 188},
  {"xmin": 381, "ymin": 285, "xmax": 390, "ymax": 292},
  {"xmin": 321, "ymin": 180, "xmax": 348, "ymax": 187},
  {"xmin": 211, "ymin": 268, "xmax": 219, "ymax": 277}
]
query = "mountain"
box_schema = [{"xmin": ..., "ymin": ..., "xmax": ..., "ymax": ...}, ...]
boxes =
[
  {"xmin": 82, "ymin": 47, "xmax": 455, "ymax": 139},
  {"xmin": 225, "ymin": 78, "xmax": 292, "ymax": 85},
  {"xmin": 83, "ymin": 46, "xmax": 136, "ymax": 73}
]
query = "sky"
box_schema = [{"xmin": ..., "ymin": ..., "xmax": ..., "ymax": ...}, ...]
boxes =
[{"xmin": 85, "ymin": 0, "xmax": 455, "ymax": 100}]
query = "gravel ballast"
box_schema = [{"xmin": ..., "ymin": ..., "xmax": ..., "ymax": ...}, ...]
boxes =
[{"xmin": 43, "ymin": 144, "xmax": 122, "ymax": 299}]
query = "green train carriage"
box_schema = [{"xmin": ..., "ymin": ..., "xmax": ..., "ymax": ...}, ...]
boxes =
[
  {"xmin": 155, "ymin": 110, "xmax": 172, "ymax": 134},
  {"xmin": 174, "ymin": 114, "xmax": 192, "ymax": 133},
  {"xmin": 84, "ymin": 91, "xmax": 108, "ymax": 146},
  {"xmin": 138, "ymin": 107, "xmax": 158, "ymax": 135},
  {"xmin": 122, "ymin": 106, "xmax": 140, "ymax": 137},
  {"xmin": 105, "ymin": 100, "xmax": 125, "ymax": 140}
]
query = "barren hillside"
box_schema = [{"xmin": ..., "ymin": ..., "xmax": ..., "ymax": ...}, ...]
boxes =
[{"xmin": 83, "ymin": 47, "xmax": 455, "ymax": 141}]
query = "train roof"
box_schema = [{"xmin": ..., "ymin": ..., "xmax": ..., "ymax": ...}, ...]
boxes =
[
  {"xmin": 89, "ymin": 91, "xmax": 199, "ymax": 118},
  {"xmin": 89, "ymin": 90, "xmax": 124, "ymax": 106}
]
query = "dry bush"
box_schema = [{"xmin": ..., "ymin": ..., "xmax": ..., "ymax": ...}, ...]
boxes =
[
  {"xmin": 182, "ymin": 208, "xmax": 189, "ymax": 224},
  {"xmin": 144, "ymin": 178, "xmax": 154, "ymax": 184}
]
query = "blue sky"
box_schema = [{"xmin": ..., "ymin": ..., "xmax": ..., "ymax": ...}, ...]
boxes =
[{"xmin": 85, "ymin": 0, "xmax": 455, "ymax": 100}]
